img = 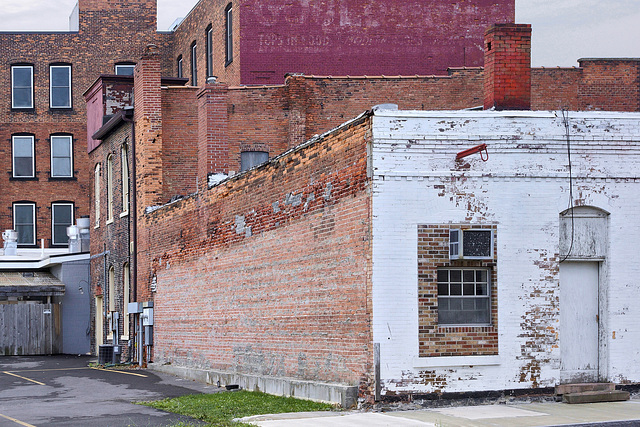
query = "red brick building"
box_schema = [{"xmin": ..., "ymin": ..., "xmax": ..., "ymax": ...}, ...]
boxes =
[{"xmin": 87, "ymin": 21, "xmax": 640, "ymax": 403}]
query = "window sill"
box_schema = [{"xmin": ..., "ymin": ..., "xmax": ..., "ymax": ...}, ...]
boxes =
[
  {"xmin": 413, "ymin": 355, "xmax": 501, "ymax": 368},
  {"xmin": 11, "ymin": 107, "xmax": 35, "ymax": 112},
  {"xmin": 9, "ymin": 176, "xmax": 38, "ymax": 181},
  {"xmin": 120, "ymin": 335, "xmax": 129, "ymax": 341},
  {"xmin": 106, "ymin": 219, "xmax": 114, "ymax": 225},
  {"xmin": 120, "ymin": 211, "xmax": 129, "ymax": 218},
  {"xmin": 48, "ymin": 176, "xmax": 77, "ymax": 181}
]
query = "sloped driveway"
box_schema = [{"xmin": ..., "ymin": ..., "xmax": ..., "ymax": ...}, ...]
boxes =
[{"xmin": 0, "ymin": 355, "xmax": 218, "ymax": 426}]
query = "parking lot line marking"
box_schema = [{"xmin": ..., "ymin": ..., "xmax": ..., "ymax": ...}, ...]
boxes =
[
  {"xmin": 0, "ymin": 412, "xmax": 37, "ymax": 427},
  {"xmin": 2, "ymin": 371, "xmax": 45, "ymax": 386},
  {"xmin": 5, "ymin": 367, "xmax": 89, "ymax": 373},
  {"xmin": 90, "ymin": 367, "xmax": 147, "ymax": 377}
]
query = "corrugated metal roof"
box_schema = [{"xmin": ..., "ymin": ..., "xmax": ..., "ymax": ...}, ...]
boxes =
[{"xmin": 0, "ymin": 272, "xmax": 65, "ymax": 298}]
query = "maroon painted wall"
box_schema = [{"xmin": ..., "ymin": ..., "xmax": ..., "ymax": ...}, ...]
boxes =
[{"xmin": 239, "ymin": 0, "xmax": 515, "ymax": 84}]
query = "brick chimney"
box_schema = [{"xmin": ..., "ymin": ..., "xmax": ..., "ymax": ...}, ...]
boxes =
[
  {"xmin": 484, "ymin": 23, "xmax": 532, "ymax": 110},
  {"xmin": 197, "ymin": 78, "xmax": 229, "ymax": 190},
  {"xmin": 134, "ymin": 44, "xmax": 163, "ymax": 210}
]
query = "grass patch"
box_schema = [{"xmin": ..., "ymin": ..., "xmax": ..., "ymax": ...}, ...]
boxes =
[{"xmin": 140, "ymin": 390, "xmax": 335, "ymax": 426}]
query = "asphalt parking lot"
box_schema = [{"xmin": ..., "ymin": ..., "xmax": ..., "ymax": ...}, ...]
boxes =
[{"xmin": 0, "ymin": 355, "xmax": 220, "ymax": 427}]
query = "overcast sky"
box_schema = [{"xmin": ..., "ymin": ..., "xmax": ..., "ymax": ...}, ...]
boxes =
[{"xmin": 0, "ymin": 0, "xmax": 638, "ymax": 67}]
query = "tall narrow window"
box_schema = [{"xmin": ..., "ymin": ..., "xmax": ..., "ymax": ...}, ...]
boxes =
[
  {"xmin": 13, "ymin": 203, "xmax": 36, "ymax": 246},
  {"xmin": 177, "ymin": 55, "xmax": 183, "ymax": 78},
  {"xmin": 12, "ymin": 135, "xmax": 35, "ymax": 178},
  {"xmin": 12, "ymin": 65, "xmax": 33, "ymax": 109},
  {"xmin": 107, "ymin": 154, "xmax": 114, "ymax": 223},
  {"xmin": 50, "ymin": 65, "xmax": 71, "ymax": 108},
  {"xmin": 191, "ymin": 41, "xmax": 198, "ymax": 86},
  {"xmin": 206, "ymin": 25, "xmax": 213, "ymax": 77},
  {"xmin": 115, "ymin": 63, "xmax": 135, "ymax": 76},
  {"xmin": 108, "ymin": 266, "xmax": 115, "ymax": 340},
  {"xmin": 94, "ymin": 163, "xmax": 101, "ymax": 227},
  {"xmin": 225, "ymin": 4, "xmax": 233, "ymax": 66},
  {"xmin": 121, "ymin": 144, "xmax": 129, "ymax": 215},
  {"xmin": 52, "ymin": 202, "xmax": 74, "ymax": 246},
  {"xmin": 51, "ymin": 135, "xmax": 73, "ymax": 178},
  {"xmin": 123, "ymin": 263, "xmax": 130, "ymax": 339}
]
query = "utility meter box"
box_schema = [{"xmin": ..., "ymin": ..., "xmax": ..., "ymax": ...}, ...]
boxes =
[
  {"xmin": 142, "ymin": 307, "xmax": 154, "ymax": 326},
  {"xmin": 128, "ymin": 302, "xmax": 143, "ymax": 314}
]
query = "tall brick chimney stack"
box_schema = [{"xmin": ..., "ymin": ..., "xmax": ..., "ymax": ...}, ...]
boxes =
[
  {"xmin": 484, "ymin": 23, "xmax": 532, "ymax": 110},
  {"xmin": 134, "ymin": 44, "xmax": 164, "ymax": 211},
  {"xmin": 196, "ymin": 78, "xmax": 229, "ymax": 190}
]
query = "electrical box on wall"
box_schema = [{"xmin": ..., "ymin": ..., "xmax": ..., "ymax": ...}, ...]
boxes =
[
  {"xmin": 449, "ymin": 229, "xmax": 493, "ymax": 260},
  {"xmin": 128, "ymin": 302, "xmax": 143, "ymax": 314},
  {"xmin": 142, "ymin": 307, "xmax": 153, "ymax": 326}
]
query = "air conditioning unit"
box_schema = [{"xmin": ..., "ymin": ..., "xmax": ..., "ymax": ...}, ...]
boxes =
[{"xmin": 449, "ymin": 229, "xmax": 493, "ymax": 260}]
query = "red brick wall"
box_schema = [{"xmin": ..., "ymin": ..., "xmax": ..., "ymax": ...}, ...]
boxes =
[
  {"xmin": 578, "ymin": 59, "xmax": 640, "ymax": 112},
  {"xmin": 531, "ymin": 68, "xmax": 582, "ymax": 111},
  {"xmin": 418, "ymin": 224, "xmax": 499, "ymax": 357},
  {"xmin": 0, "ymin": 0, "xmax": 172, "ymax": 247},
  {"xmin": 141, "ymin": 118, "xmax": 374, "ymax": 389}
]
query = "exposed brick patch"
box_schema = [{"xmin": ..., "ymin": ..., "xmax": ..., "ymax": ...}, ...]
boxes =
[{"xmin": 417, "ymin": 224, "xmax": 498, "ymax": 357}]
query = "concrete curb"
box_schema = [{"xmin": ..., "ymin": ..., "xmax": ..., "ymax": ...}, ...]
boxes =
[{"xmin": 148, "ymin": 363, "xmax": 358, "ymax": 408}]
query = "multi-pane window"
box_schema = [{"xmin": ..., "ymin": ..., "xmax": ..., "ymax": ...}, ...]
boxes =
[
  {"xmin": 225, "ymin": 4, "xmax": 233, "ymax": 65},
  {"xmin": 94, "ymin": 164, "xmax": 101, "ymax": 227},
  {"xmin": 107, "ymin": 154, "xmax": 114, "ymax": 222},
  {"xmin": 206, "ymin": 25, "xmax": 213, "ymax": 77},
  {"xmin": 12, "ymin": 135, "xmax": 35, "ymax": 178},
  {"xmin": 50, "ymin": 65, "xmax": 71, "ymax": 108},
  {"xmin": 191, "ymin": 42, "xmax": 197, "ymax": 86},
  {"xmin": 13, "ymin": 203, "xmax": 36, "ymax": 245},
  {"xmin": 240, "ymin": 151, "xmax": 269, "ymax": 171},
  {"xmin": 12, "ymin": 65, "xmax": 33, "ymax": 109},
  {"xmin": 115, "ymin": 64, "xmax": 135, "ymax": 76},
  {"xmin": 437, "ymin": 268, "xmax": 490, "ymax": 325},
  {"xmin": 51, "ymin": 135, "xmax": 73, "ymax": 178},
  {"xmin": 52, "ymin": 202, "xmax": 73, "ymax": 246},
  {"xmin": 177, "ymin": 55, "xmax": 183, "ymax": 78},
  {"xmin": 121, "ymin": 144, "xmax": 129, "ymax": 215}
]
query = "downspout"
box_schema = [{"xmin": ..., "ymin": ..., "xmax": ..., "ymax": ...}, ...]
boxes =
[{"xmin": 122, "ymin": 107, "xmax": 137, "ymax": 303}]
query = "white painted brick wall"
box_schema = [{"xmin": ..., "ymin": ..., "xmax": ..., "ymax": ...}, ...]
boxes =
[{"xmin": 370, "ymin": 110, "xmax": 640, "ymax": 394}]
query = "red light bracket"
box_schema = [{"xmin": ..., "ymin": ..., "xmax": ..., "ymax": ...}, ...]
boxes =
[{"xmin": 456, "ymin": 143, "xmax": 488, "ymax": 161}]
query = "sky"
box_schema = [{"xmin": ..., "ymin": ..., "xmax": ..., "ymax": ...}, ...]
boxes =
[{"xmin": 0, "ymin": 0, "xmax": 638, "ymax": 67}]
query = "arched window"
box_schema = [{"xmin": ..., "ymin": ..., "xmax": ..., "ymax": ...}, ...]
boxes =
[
  {"xmin": 107, "ymin": 154, "xmax": 114, "ymax": 222},
  {"xmin": 94, "ymin": 163, "xmax": 101, "ymax": 227},
  {"xmin": 121, "ymin": 144, "xmax": 129, "ymax": 215}
]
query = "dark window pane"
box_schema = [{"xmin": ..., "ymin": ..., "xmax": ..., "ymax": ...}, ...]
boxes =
[
  {"xmin": 13, "ymin": 68, "xmax": 32, "ymax": 86},
  {"xmin": 450, "ymin": 270, "xmax": 461, "ymax": 282},
  {"xmin": 476, "ymin": 270, "xmax": 488, "ymax": 282},
  {"xmin": 51, "ymin": 68, "xmax": 70, "ymax": 86},
  {"xmin": 438, "ymin": 283, "xmax": 449, "ymax": 295},
  {"xmin": 476, "ymin": 283, "xmax": 488, "ymax": 295},
  {"xmin": 463, "ymin": 283, "xmax": 474, "ymax": 295},
  {"xmin": 463, "ymin": 270, "xmax": 475, "ymax": 282},
  {"xmin": 437, "ymin": 270, "xmax": 448, "ymax": 282},
  {"xmin": 16, "ymin": 225, "xmax": 34, "ymax": 244},
  {"xmin": 450, "ymin": 283, "xmax": 462, "ymax": 296},
  {"xmin": 14, "ymin": 158, "xmax": 33, "ymax": 177},
  {"xmin": 15, "ymin": 205, "xmax": 33, "ymax": 223},
  {"xmin": 52, "ymin": 87, "xmax": 70, "ymax": 107},
  {"xmin": 13, "ymin": 88, "xmax": 32, "ymax": 107}
]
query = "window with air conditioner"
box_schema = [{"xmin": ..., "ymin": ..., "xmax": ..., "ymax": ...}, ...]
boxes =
[{"xmin": 449, "ymin": 229, "xmax": 493, "ymax": 260}]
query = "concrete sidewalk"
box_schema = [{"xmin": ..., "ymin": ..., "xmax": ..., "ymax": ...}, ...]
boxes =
[{"xmin": 239, "ymin": 399, "xmax": 640, "ymax": 426}]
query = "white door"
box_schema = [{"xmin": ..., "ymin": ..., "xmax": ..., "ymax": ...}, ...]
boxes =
[{"xmin": 559, "ymin": 262, "xmax": 599, "ymax": 382}]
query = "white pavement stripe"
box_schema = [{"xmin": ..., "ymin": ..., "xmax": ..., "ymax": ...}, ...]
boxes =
[{"xmin": 430, "ymin": 405, "xmax": 546, "ymax": 420}]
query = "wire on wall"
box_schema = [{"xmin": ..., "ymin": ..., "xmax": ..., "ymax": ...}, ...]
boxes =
[{"xmin": 560, "ymin": 109, "xmax": 575, "ymax": 263}]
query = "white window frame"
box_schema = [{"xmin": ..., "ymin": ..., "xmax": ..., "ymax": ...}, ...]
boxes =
[
  {"xmin": 50, "ymin": 65, "xmax": 72, "ymax": 109},
  {"xmin": 121, "ymin": 144, "xmax": 129, "ymax": 216},
  {"xmin": 12, "ymin": 135, "xmax": 35, "ymax": 178},
  {"xmin": 11, "ymin": 65, "xmax": 33, "ymax": 109},
  {"xmin": 115, "ymin": 64, "xmax": 135, "ymax": 76},
  {"xmin": 437, "ymin": 267, "xmax": 491, "ymax": 326},
  {"xmin": 94, "ymin": 163, "xmax": 101, "ymax": 228},
  {"xmin": 122, "ymin": 263, "xmax": 130, "ymax": 340},
  {"xmin": 50, "ymin": 135, "xmax": 73, "ymax": 178},
  {"xmin": 206, "ymin": 26, "xmax": 213, "ymax": 77},
  {"xmin": 107, "ymin": 154, "xmax": 114, "ymax": 223},
  {"xmin": 177, "ymin": 56, "xmax": 183, "ymax": 78},
  {"xmin": 13, "ymin": 203, "xmax": 36, "ymax": 246},
  {"xmin": 108, "ymin": 266, "xmax": 115, "ymax": 340},
  {"xmin": 191, "ymin": 42, "xmax": 197, "ymax": 86},
  {"xmin": 51, "ymin": 202, "xmax": 74, "ymax": 246},
  {"xmin": 225, "ymin": 4, "xmax": 233, "ymax": 65}
]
